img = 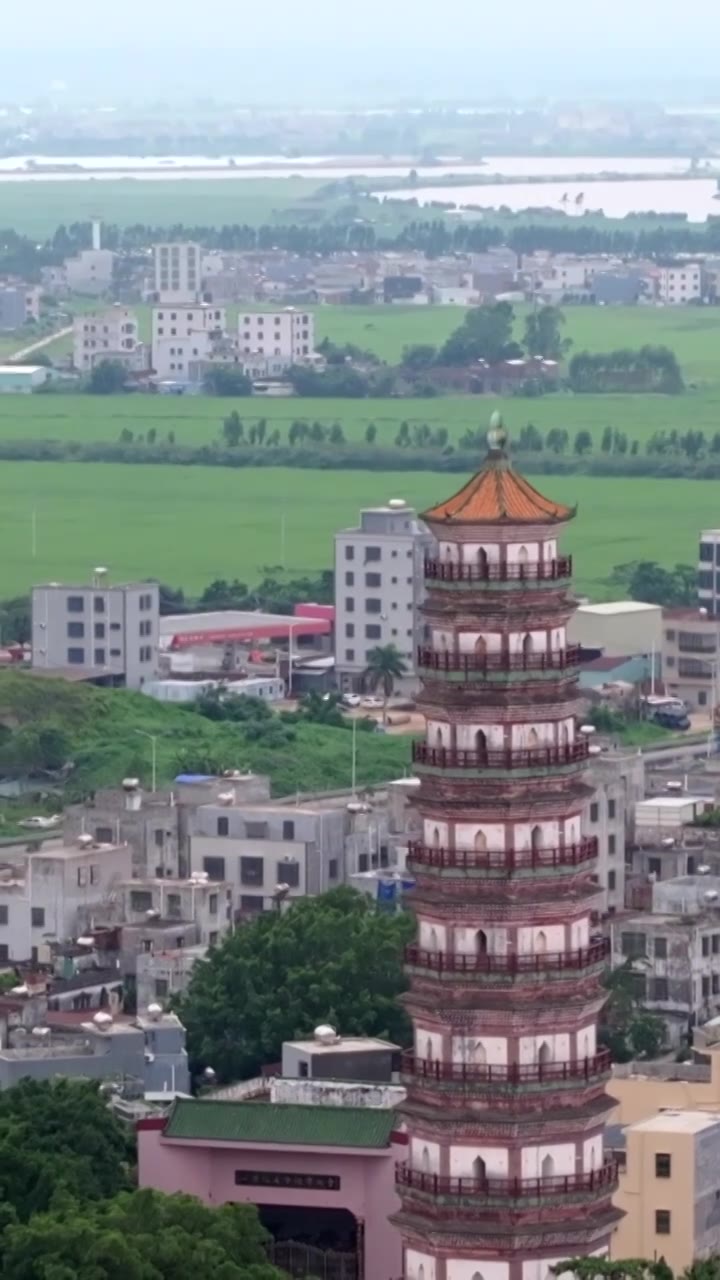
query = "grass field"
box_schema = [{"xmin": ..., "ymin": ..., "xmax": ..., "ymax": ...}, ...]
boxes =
[{"xmin": 0, "ymin": 460, "xmax": 710, "ymax": 600}]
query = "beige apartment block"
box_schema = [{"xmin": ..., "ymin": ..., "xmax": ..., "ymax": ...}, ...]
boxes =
[{"xmin": 613, "ymin": 1109, "xmax": 720, "ymax": 1271}]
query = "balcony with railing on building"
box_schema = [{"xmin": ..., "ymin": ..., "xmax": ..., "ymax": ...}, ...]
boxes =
[
  {"xmin": 405, "ymin": 935, "xmax": 610, "ymax": 983},
  {"xmin": 424, "ymin": 555, "xmax": 572, "ymax": 588},
  {"xmin": 412, "ymin": 738, "xmax": 590, "ymax": 774},
  {"xmin": 407, "ymin": 835, "xmax": 599, "ymax": 877},
  {"xmin": 416, "ymin": 644, "xmax": 582, "ymax": 681},
  {"xmin": 401, "ymin": 1048, "xmax": 612, "ymax": 1097},
  {"xmin": 396, "ymin": 1158, "xmax": 618, "ymax": 1220}
]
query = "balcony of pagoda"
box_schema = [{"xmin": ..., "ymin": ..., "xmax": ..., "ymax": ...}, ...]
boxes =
[
  {"xmin": 395, "ymin": 1159, "xmax": 618, "ymax": 1223},
  {"xmin": 404, "ymin": 938, "xmax": 610, "ymax": 985},
  {"xmin": 406, "ymin": 836, "xmax": 598, "ymax": 881},
  {"xmin": 412, "ymin": 739, "xmax": 590, "ymax": 777},
  {"xmin": 424, "ymin": 556, "xmax": 573, "ymax": 592},
  {"xmin": 417, "ymin": 645, "xmax": 582, "ymax": 684},
  {"xmin": 400, "ymin": 1049, "xmax": 612, "ymax": 1105}
]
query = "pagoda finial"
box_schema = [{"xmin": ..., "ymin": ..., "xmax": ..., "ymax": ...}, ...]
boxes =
[{"xmin": 487, "ymin": 410, "xmax": 508, "ymax": 455}]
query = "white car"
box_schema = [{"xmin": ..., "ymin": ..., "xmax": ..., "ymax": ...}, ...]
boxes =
[
  {"xmin": 341, "ymin": 693, "xmax": 361, "ymax": 708},
  {"xmin": 361, "ymin": 696, "xmax": 384, "ymax": 710}
]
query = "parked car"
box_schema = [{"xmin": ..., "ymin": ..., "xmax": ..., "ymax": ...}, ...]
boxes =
[
  {"xmin": 361, "ymin": 696, "xmax": 384, "ymax": 710},
  {"xmin": 341, "ymin": 693, "xmax": 361, "ymax": 708}
]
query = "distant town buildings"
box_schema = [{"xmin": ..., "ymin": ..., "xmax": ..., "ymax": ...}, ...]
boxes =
[
  {"xmin": 72, "ymin": 305, "xmax": 148, "ymax": 372},
  {"xmin": 31, "ymin": 573, "xmax": 159, "ymax": 689},
  {"xmin": 153, "ymin": 242, "xmax": 202, "ymax": 304}
]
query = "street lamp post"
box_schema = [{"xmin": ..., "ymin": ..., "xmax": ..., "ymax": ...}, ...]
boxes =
[{"xmin": 135, "ymin": 729, "xmax": 158, "ymax": 793}]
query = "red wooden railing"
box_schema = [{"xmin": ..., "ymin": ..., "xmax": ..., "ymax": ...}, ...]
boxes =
[
  {"xmin": 396, "ymin": 1159, "xmax": 617, "ymax": 1200},
  {"xmin": 412, "ymin": 740, "xmax": 590, "ymax": 770},
  {"xmin": 401, "ymin": 1049, "xmax": 612, "ymax": 1086},
  {"xmin": 404, "ymin": 938, "xmax": 610, "ymax": 975},
  {"xmin": 416, "ymin": 645, "xmax": 582, "ymax": 673},
  {"xmin": 424, "ymin": 557, "xmax": 573, "ymax": 584},
  {"xmin": 406, "ymin": 837, "xmax": 598, "ymax": 871}
]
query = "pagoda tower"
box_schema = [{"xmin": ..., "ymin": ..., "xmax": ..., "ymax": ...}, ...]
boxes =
[{"xmin": 394, "ymin": 415, "xmax": 620, "ymax": 1280}]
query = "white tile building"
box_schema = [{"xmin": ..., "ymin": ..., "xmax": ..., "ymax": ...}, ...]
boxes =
[
  {"xmin": 154, "ymin": 243, "xmax": 202, "ymax": 304},
  {"xmin": 657, "ymin": 262, "xmax": 702, "ymax": 305},
  {"xmin": 237, "ymin": 308, "xmax": 314, "ymax": 364},
  {"xmin": 151, "ymin": 303, "xmax": 226, "ymax": 380},
  {"xmin": 73, "ymin": 306, "xmax": 146, "ymax": 372}
]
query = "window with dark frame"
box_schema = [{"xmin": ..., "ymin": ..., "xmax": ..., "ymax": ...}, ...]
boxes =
[{"xmin": 655, "ymin": 1210, "xmax": 671, "ymax": 1234}]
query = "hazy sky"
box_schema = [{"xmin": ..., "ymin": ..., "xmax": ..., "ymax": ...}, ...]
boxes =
[{"xmin": 4, "ymin": 0, "xmax": 720, "ymax": 101}]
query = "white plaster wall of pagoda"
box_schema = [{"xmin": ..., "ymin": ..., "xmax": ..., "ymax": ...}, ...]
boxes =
[
  {"xmin": 454, "ymin": 925, "xmax": 508, "ymax": 955},
  {"xmin": 416, "ymin": 1028, "xmax": 444, "ymax": 1060},
  {"xmin": 418, "ymin": 920, "xmax": 449, "ymax": 950},
  {"xmin": 405, "ymin": 1250, "xmax": 438, "ymax": 1280},
  {"xmin": 453, "ymin": 722, "xmax": 505, "ymax": 750},
  {"xmin": 577, "ymin": 1024, "xmax": 597, "ymax": 1056},
  {"xmin": 438, "ymin": 540, "xmax": 501, "ymax": 564},
  {"xmin": 583, "ymin": 1134, "xmax": 604, "ymax": 1169},
  {"xmin": 450, "ymin": 1145, "xmax": 509, "ymax": 1178},
  {"xmin": 523, "ymin": 1257, "xmax": 604, "ymax": 1280},
  {"xmin": 510, "ymin": 718, "xmax": 575, "ymax": 750},
  {"xmin": 520, "ymin": 1143, "xmax": 575, "ymax": 1178},
  {"xmin": 506, "ymin": 538, "xmax": 558, "ymax": 565},
  {"xmin": 411, "ymin": 1136, "xmax": 441, "ymax": 1173},
  {"xmin": 518, "ymin": 1033, "xmax": 571, "ymax": 1062},
  {"xmin": 516, "ymin": 923, "xmax": 566, "ymax": 953},
  {"xmin": 427, "ymin": 627, "xmax": 567, "ymax": 653},
  {"xmin": 423, "ymin": 817, "xmax": 451, "ymax": 845},
  {"xmin": 447, "ymin": 1264, "xmax": 509, "ymax": 1280},
  {"xmin": 453, "ymin": 1035, "xmax": 508, "ymax": 1065}
]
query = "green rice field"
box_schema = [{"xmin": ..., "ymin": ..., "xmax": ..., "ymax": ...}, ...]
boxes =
[{"xmin": 0, "ymin": 461, "xmax": 712, "ymax": 600}]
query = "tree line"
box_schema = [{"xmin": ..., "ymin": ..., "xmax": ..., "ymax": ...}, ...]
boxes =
[{"xmin": 5, "ymin": 210, "xmax": 720, "ymax": 280}]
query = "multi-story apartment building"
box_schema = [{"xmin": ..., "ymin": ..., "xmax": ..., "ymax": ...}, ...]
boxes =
[
  {"xmin": 31, "ymin": 574, "xmax": 159, "ymax": 689},
  {"xmin": 613, "ymin": 1110, "xmax": 720, "ymax": 1272},
  {"xmin": 662, "ymin": 606, "xmax": 720, "ymax": 711},
  {"xmin": 334, "ymin": 499, "xmax": 434, "ymax": 693},
  {"xmin": 64, "ymin": 784, "xmax": 186, "ymax": 879},
  {"xmin": 112, "ymin": 875, "xmax": 234, "ymax": 949},
  {"xmin": 237, "ymin": 308, "xmax": 314, "ymax": 364},
  {"xmin": 64, "ymin": 248, "xmax": 116, "ymax": 296},
  {"xmin": 151, "ymin": 303, "xmax": 226, "ymax": 380},
  {"xmin": 0, "ymin": 836, "xmax": 132, "ymax": 962},
  {"xmin": 154, "ymin": 243, "xmax": 202, "ymax": 303},
  {"xmin": 583, "ymin": 750, "xmax": 645, "ymax": 916},
  {"xmin": 190, "ymin": 800, "xmax": 356, "ymax": 915},
  {"xmin": 611, "ymin": 875, "xmax": 720, "ymax": 1046},
  {"xmin": 657, "ymin": 261, "xmax": 702, "ymax": 305},
  {"xmin": 698, "ymin": 528, "xmax": 720, "ymax": 615},
  {"xmin": 72, "ymin": 305, "xmax": 146, "ymax": 372},
  {"xmin": 0, "ymin": 285, "xmax": 28, "ymax": 331}
]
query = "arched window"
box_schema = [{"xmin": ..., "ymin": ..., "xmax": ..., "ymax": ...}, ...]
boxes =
[
  {"xmin": 418, "ymin": 1267, "xmax": 426, "ymax": 1280},
  {"xmin": 473, "ymin": 1155, "xmax": 487, "ymax": 1186},
  {"xmin": 475, "ymin": 929, "xmax": 488, "ymax": 956},
  {"xmin": 474, "ymin": 634, "xmax": 487, "ymax": 656},
  {"xmin": 531, "ymin": 824, "xmax": 542, "ymax": 854},
  {"xmin": 517, "ymin": 545, "xmax": 529, "ymax": 565},
  {"xmin": 535, "ymin": 930, "xmax": 548, "ymax": 955},
  {"xmin": 421, "ymin": 1146, "xmax": 431, "ymax": 1173},
  {"xmin": 425, "ymin": 1036, "xmax": 433, "ymax": 1062},
  {"xmin": 474, "ymin": 829, "xmax": 487, "ymax": 852},
  {"xmin": 475, "ymin": 728, "xmax": 488, "ymax": 763},
  {"xmin": 560, "ymin": 722, "xmax": 570, "ymax": 746},
  {"xmin": 478, "ymin": 547, "xmax": 489, "ymax": 576},
  {"xmin": 435, "ymin": 726, "xmax": 444, "ymax": 748},
  {"xmin": 432, "ymin": 826, "xmax": 441, "ymax": 849},
  {"xmin": 439, "ymin": 632, "xmax": 448, "ymax": 649},
  {"xmin": 444, "ymin": 543, "xmax": 454, "ymax": 561},
  {"xmin": 472, "ymin": 1273, "xmax": 484, "ymax": 1280},
  {"xmin": 471, "ymin": 1041, "xmax": 487, "ymax": 1065},
  {"xmin": 541, "ymin": 1153, "xmax": 555, "ymax": 1179},
  {"xmin": 522, "ymin": 632, "xmax": 533, "ymax": 660},
  {"xmin": 428, "ymin": 927, "xmax": 439, "ymax": 953},
  {"xmin": 528, "ymin": 727, "xmax": 540, "ymax": 749},
  {"xmin": 538, "ymin": 1041, "xmax": 552, "ymax": 1066}
]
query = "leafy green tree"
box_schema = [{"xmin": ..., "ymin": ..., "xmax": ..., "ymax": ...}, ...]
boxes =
[
  {"xmin": 552, "ymin": 1258, "xmax": 673, "ymax": 1280},
  {"xmin": 523, "ymin": 305, "xmax": 570, "ymax": 359},
  {"xmin": 573, "ymin": 429, "xmax": 593, "ymax": 455},
  {"xmin": 178, "ymin": 887, "xmax": 414, "ymax": 1081},
  {"xmin": 0, "ymin": 1079, "xmax": 132, "ymax": 1222},
  {"xmin": 609, "ymin": 561, "xmax": 695, "ymax": 607},
  {"xmin": 0, "ymin": 1188, "xmax": 284, "ymax": 1280},
  {"xmin": 365, "ymin": 422, "xmax": 377, "ymax": 444},
  {"xmin": 88, "ymin": 360, "xmax": 127, "ymax": 395},
  {"xmin": 438, "ymin": 302, "xmax": 521, "ymax": 366},
  {"xmin": 363, "ymin": 644, "xmax": 408, "ymax": 721},
  {"xmin": 204, "ymin": 367, "xmax": 253, "ymax": 396},
  {"xmin": 599, "ymin": 961, "xmax": 666, "ymax": 1063},
  {"xmin": 401, "ymin": 343, "xmax": 438, "ymax": 369},
  {"xmin": 329, "ymin": 422, "xmax": 345, "ymax": 445},
  {"xmin": 222, "ymin": 412, "xmax": 244, "ymax": 446}
]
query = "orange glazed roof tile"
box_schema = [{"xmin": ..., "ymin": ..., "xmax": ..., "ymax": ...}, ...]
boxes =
[{"xmin": 422, "ymin": 414, "xmax": 576, "ymax": 527}]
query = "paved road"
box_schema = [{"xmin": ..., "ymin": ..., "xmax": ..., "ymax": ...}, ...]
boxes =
[{"xmin": 9, "ymin": 325, "xmax": 72, "ymax": 361}]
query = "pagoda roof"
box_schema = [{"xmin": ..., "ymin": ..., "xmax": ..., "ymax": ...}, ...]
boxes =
[{"xmin": 422, "ymin": 414, "xmax": 576, "ymax": 527}]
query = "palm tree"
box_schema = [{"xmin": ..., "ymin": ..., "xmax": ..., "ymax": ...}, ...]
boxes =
[{"xmin": 362, "ymin": 644, "xmax": 408, "ymax": 723}]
